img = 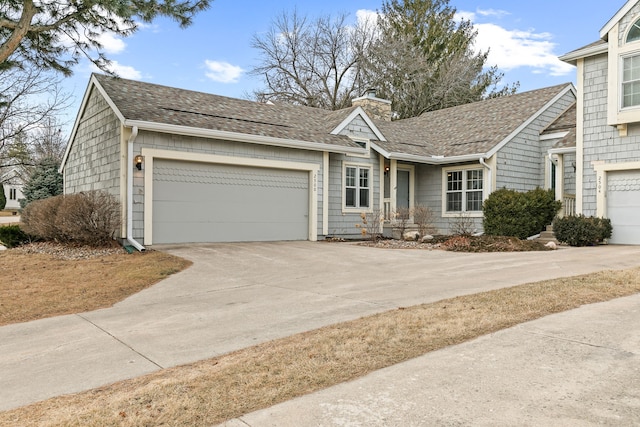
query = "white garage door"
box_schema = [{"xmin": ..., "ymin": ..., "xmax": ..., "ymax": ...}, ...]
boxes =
[
  {"xmin": 152, "ymin": 159, "xmax": 309, "ymax": 244},
  {"xmin": 607, "ymin": 170, "xmax": 640, "ymax": 245}
]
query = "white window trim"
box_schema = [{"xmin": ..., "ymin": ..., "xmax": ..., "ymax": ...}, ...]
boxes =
[
  {"xmin": 606, "ymin": 19, "xmax": 640, "ymax": 126},
  {"xmin": 619, "ymin": 51, "xmax": 640, "ymax": 111},
  {"xmin": 441, "ymin": 165, "xmax": 485, "ymax": 218},
  {"xmin": 342, "ymin": 162, "xmax": 373, "ymax": 213}
]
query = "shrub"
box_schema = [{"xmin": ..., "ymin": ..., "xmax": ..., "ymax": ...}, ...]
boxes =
[
  {"xmin": 21, "ymin": 190, "xmax": 121, "ymax": 246},
  {"xmin": 553, "ymin": 215, "xmax": 612, "ymax": 246},
  {"xmin": 355, "ymin": 210, "xmax": 384, "ymax": 241},
  {"xmin": 413, "ymin": 205, "xmax": 435, "ymax": 237},
  {"xmin": 483, "ymin": 188, "xmax": 561, "ymax": 239},
  {"xmin": 20, "ymin": 195, "xmax": 65, "ymax": 241},
  {"xmin": 449, "ymin": 212, "xmax": 476, "ymax": 236},
  {"xmin": 0, "ymin": 225, "xmax": 31, "ymax": 248}
]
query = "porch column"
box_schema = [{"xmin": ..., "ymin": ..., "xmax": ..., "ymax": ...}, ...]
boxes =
[
  {"xmin": 556, "ymin": 154, "xmax": 565, "ymax": 216},
  {"xmin": 390, "ymin": 159, "xmax": 398, "ymax": 215}
]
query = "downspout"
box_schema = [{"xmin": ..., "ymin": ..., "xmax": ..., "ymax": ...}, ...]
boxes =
[
  {"xmin": 479, "ymin": 157, "xmax": 492, "ymax": 194},
  {"xmin": 127, "ymin": 126, "xmax": 145, "ymax": 251}
]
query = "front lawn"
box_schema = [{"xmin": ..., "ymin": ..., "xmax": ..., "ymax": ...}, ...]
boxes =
[{"xmin": 0, "ymin": 245, "xmax": 191, "ymax": 326}]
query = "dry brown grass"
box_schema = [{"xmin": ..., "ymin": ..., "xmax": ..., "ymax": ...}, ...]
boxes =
[
  {"xmin": 1, "ymin": 267, "xmax": 639, "ymax": 427},
  {"xmin": 0, "ymin": 250, "xmax": 191, "ymax": 326}
]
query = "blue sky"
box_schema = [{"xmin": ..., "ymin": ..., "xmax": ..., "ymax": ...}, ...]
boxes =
[{"xmin": 60, "ymin": 0, "xmax": 625, "ymax": 129}]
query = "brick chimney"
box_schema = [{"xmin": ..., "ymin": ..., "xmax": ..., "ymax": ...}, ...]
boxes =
[{"xmin": 352, "ymin": 89, "xmax": 392, "ymax": 121}]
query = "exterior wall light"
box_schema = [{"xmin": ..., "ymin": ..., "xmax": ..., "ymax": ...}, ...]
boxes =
[{"xmin": 134, "ymin": 155, "xmax": 144, "ymax": 170}]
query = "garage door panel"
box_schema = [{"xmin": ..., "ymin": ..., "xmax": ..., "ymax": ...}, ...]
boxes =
[
  {"xmin": 152, "ymin": 160, "xmax": 309, "ymax": 244},
  {"xmin": 607, "ymin": 171, "xmax": 640, "ymax": 245}
]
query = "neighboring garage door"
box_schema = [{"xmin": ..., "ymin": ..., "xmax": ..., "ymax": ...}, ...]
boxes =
[
  {"xmin": 607, "ymin": 170, "xmax": 640, "ymax": 245},
  {"xmin": 152, "ymin": 159, "xmax": 309, "ymax": 244}
]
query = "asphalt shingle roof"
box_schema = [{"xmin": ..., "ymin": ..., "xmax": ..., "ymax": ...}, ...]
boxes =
[
  {"xmin": 541, "ymin": 103, "xmax": 576, "ymax": 150},
  {"xmin": 372, "ymin": 84, "xmax": 572, "ymax": 158},
  {"xmin": 93, "ymin": 74, "xmax": 572, "ymax": 159},
  {"xmin": 93, "ymin": 74, "xmax": 360, "ymax": 149}
]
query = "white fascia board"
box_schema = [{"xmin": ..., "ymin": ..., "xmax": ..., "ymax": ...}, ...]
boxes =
[
  {"xmin": 59, "ymin": 75, "xmax": 127, "ymax": 173},
  {"xmin": 540, "ymin": 131, "xmax": 570, "ymax": 141},
  {"xmin": 388, "ymin": 152, "xmax": 484, "ymax": 165},
  {"xmin": 548, "ymin": 146, "xmax": 576, "ymax": 155},
  {"xmin": 559, "ymin": 43, "xmax": 608, "ymax": 64},
  {"xmin": 370, "ymin": 141, "xmax": 485, "ymax": 164},
  {"xmin": 600, "ymin": 0, "xmax": 637, "ymax": 39},
  {"xmin": 125, "ymin": 120, "xmax": 367, "ymax": 156},
  {"xmin": 370, "ymin": 141, "xmax": 391, "ymax": 158},
  {"xmin": 486, "ymin": 84, "xmax": 576, "ymax": 159},
  {"xmin": 330, "ymin": 106, "xmax": 387, "ymax": 142}
]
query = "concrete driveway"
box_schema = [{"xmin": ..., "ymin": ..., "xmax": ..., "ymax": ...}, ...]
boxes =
[{"xmin": 1, "ymin": 242, "xmax": 640, "ymax": 412}]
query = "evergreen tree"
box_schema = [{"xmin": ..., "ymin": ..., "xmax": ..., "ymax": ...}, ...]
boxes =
[
  {"xmin": 19, "ymin": 157, "xmax": 63, "ymax": 208},
  {"xmin": 1, "ymin": 0, "xmax": 212, "ymax": 74},
  {"xmin": 363, "ymin": 0, "xmax": 518, "ymax": 119}
]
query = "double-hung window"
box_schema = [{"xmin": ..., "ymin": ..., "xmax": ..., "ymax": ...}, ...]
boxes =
[
  {"xmin": 9, "ymin": 188, "xmax": 16, "ymax": 200},
  {"xmin": 622, "ymin": 54, "xmax": 640, "ymax": 108},
  {"xmin": 344, "ymin": 165, "xmax": 370, "ymax": 209},
  {"xmin": 445, "ymin": 168, "xmax": 483, "ymax": 213}
]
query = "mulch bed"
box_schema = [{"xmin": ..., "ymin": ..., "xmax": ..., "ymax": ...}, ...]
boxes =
[
  {"xmin": 12, "ymin": 242, "xmax": 127, "ymax": 260},
  {"xmin": 358, "ymin": 235, "xmax": 553, "ymax": 252}
]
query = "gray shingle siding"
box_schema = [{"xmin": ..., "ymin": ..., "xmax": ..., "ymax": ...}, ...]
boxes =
[
  {"xmin": 133, "ymin": 131, "xmax": 325, "ymax": 240},
  {"xmin": 496, "ymin": 91, "xmax": 576, "ymax": 192},
  {"xmin": 63, "ymin": 87, "xmax": 122, "ymax": 198},
  {"xmin": 582, "ymin": 54, "xmax": 610, "ymax": 216},
  {"xmin": 325, "ymin": 151, "xmax": 380, "ymax": 238},
  {"xmin": 338, "ymin": 115, "xmax": 379, "ymax": 140},
  {"xmin": 413, "ymin": 164, "xmax": 482, "ymax": 235},
  {"xmin": 582, "ymin": 51, "xmax": 640, "ymax": 217}
]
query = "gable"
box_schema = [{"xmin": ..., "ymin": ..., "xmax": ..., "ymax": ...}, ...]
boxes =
[
  {"xmin": 331, "ymin": 107, "xmax": 386, "ymax": 142},
  {"xmin": 370, "ymin": 84, "xmax": 575, "ymax": 164},
  {"xmin": 601, "ymin": 0, "xmax": 640, "ymax": 40}
]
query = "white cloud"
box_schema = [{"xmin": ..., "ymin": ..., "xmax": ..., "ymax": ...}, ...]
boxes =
[
  {"xmin": 356, "ymin": 9, "xmax": 378, "ymax": 26},
  {"xmin": 476, "ymin": 9, "xmax": 510, "ymax": 18},
  {"xmin": 473, "ymin": 23, "xmax": 574, "ymax": 76},
  {"xmin": 456, "ymin": 9, "xmax": 574, "ymax": 77},
  {"xmin": 204, "ymin": 60, "xmax": 244, "ymax": 83},
  {"xmin": 92, "ymin": 61, "xmax": 141, "ymax": 79},
  {"xmin": 96, "ymin": 32, "xmax": 126, "ymax": 54}
]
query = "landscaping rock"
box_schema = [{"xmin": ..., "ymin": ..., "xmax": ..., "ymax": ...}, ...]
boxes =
[
  {"xmin": 0, "ymin": 244, "xmax": 6, "ymax": 251},
  {"xmin": 420, "ymin": 234, "xmax": 434, "ymax": 243},
  {"xmin": 545, "ymin": 241, "xmax": 557, "ymax": 250},
  {"xmin": 403, "ymin": 231, "xmax": 420, "ymax": 241}
]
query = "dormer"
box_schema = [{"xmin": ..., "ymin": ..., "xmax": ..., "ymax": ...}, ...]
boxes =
[{"xmin": 605, "ymin": 1, "xmax": 640, "ymax": 132}]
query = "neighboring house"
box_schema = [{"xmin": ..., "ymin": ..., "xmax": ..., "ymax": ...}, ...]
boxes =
[
  {"xmin": 1, "ymin": 168, "xmax": 24, "ymax": 212},
  {"xmin": 60, "ymin": 74, "xmax": 575, "ymax": 247},
  {"xmin": 560, "ymin": 0, "xmax": 640, "ymax": 244}
]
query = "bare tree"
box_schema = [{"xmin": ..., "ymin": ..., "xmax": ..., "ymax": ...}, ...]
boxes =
[
  {"xmin": 250, "ymin": 10, "xmax": 376, "ymax": 110},
  {"xmin": 0, "ymin": 64, "xmax": 70, "ymax": 183}
]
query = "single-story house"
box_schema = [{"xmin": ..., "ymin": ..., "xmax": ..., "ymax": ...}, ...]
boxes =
[
  {"xmin": 1, "ymin": 168, "xmax": 24, "ymax": 212},
  {"xmin": 61, "ymin": 74, "xmax": 576, "ymax": 248},
  {"xmin": 559, "ymin": 0, "xmax": 640, "ymax": 244}
]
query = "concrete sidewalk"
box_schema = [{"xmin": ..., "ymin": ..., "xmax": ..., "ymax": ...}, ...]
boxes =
[
  {"xmin": 222, "ymin": 293, "xmax": 640, "ymax": 426},
  {"xmin": 1, "ymin": 242, "xmax": 640, "ymax": 413}
]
